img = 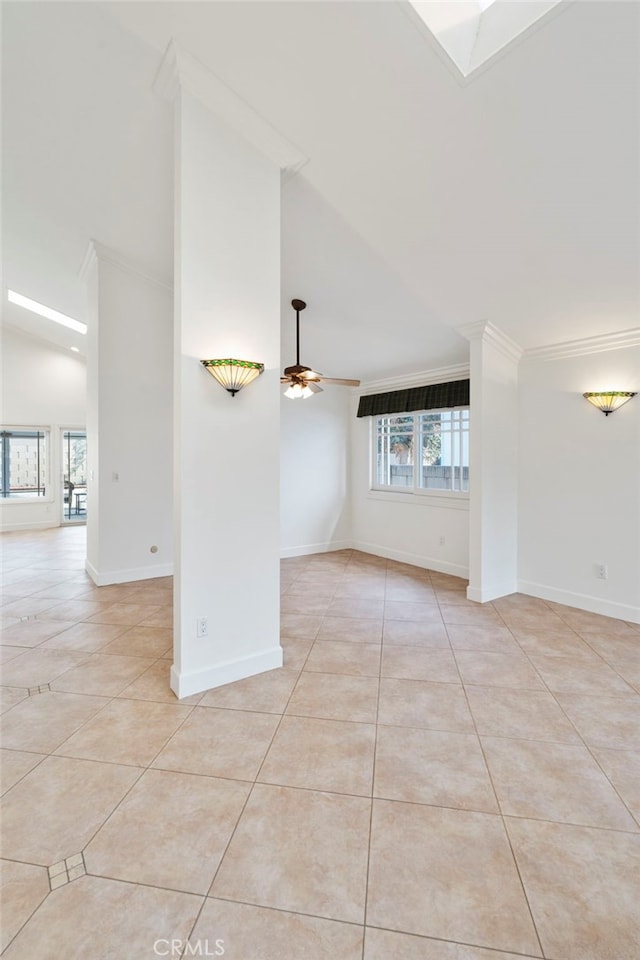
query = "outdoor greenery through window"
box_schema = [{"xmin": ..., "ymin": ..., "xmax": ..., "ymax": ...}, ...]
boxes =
[
  {"xmin": 0, "ymin": 429, "xmax": 48, "ymax": 498},
  {"xmin": 374, "ymin": 408, "xmax": 469, "ymax": 493}
]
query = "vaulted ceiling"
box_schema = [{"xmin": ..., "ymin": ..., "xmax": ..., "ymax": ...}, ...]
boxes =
[{"xmin": 2, "ymin": 1, "xmax": 638, "ymax": 379}]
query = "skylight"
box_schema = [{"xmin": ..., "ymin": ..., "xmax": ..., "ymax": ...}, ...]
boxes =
[
  {"xmin": 7, "ymin": 290, "xmax": 87, "ymax": 335},
  {"xmin": 407, "ymin": 0, "xmax": 562, "ymax": 78}
]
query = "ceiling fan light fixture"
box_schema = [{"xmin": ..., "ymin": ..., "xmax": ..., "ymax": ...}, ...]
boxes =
[{"xmin": 281, "ymin": 298, "xmax": 360, "ymax": 399}]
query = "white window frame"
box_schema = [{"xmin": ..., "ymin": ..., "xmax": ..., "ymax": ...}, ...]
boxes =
[
  {"xmin": 370, "ymin": 407, "xmax": 469, "ymax": 501},
  {"xmin": 0, "ymin": 426, "xmax": 52, "ymax": 503}
]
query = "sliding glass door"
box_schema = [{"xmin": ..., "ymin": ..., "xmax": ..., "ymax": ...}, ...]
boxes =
[{"xmin": 61, "ymin": 430, "xmax": 87, "ymax": 523}]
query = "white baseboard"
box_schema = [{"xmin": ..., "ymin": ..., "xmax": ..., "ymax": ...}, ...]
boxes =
[
  {"xmin": 467, "ymin": 581, "xmax": 518, "ymax": 604},
  {"xmin": 85, "ymin": 559, "xmax": 174, "ymax": 586},
  {"xmin": 352, "ymin": 540, "xmax": 469, "ymax": 579},
  {"xmin": 518, "ymin": 579, "xmax": 640, "ymax": 625},
  {"xmin": 0, "ymin": 520, "xmax": 59, "ymax": 533},
  {"xmin": 280, "ymin": 539, "xmax": 353, "ymax": 559},
  {"xmin": 170, "ymin": 644, "xmax": 284, "ymax": 699}
]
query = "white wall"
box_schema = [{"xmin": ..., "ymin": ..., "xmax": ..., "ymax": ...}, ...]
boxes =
[
  {"xmin": 280, "ymin": 388, "xmax": 351, "ymax": 556},
  {"xmin": 172, "ymin": 89, "xmax": 282, "ymax": 698},
  {"xmin": 518, "ymin": 346, "xmax": 640, "ymax": 621},
  {"xmin": 350, "ymin": 396, "xmax": 470, "ymax": 577},
  {"xmin": 84, "ymin": 247, "xmax": 173, "ymax": 584},
  {"xmin": 0, "ymin": 327, "xmax": 86, "ymax": 530}
]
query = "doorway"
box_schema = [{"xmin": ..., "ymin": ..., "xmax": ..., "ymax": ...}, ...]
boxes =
[{"xmin": 61, "ymin": 430, "xmax": 87, "ymax": 523}]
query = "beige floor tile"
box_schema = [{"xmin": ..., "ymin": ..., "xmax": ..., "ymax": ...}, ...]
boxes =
[
  {"xmin": 378, "ymin": 678, "xmax": 474, "ymax": 732},
  {"xmin": 0, "ymin": 686, "xmax": 28, "ymax": 715},
  {"xmin": 1, "ymin": 874, "xmax": 201, "ymax": 960},
  {"xmin": 1, "ymin": 597, "xmax": 64, "ymax": 619},
  {"xmin": 318, "ymin": 616, "xmax": 383, "ymax": 643},
  {"xmin": 482, "ymin": 736, "xmax": 637, "ymax": 829},
  {"xmin": 37, "ymin": 620, "xmax": 128, "ymax": 652},
  {"xmin": 74, "ymin": 583, "xmax": 141, "ymax": 603},
  {"xmin": 374, "ymin": 726, "xmax": 497, "ymax": 812},
  {"xmin": 85, "ymin": 602, "xmax": 164, "ymax": 626},
  {"xmin": 100, "ymin": 625, "xmax": 173, "ymax": 658},
  {"xmin": 31, "ymin": 581, "xmax": 98, "ymax": 601},
  {"xmin": 556, "ymin": 693, "xmax": 640, "ymax": 750},
  {"xmin": 0, "ymin": 648, "xmax": 91, "ymax": 687},
  {"xmin": 0, "ymin": 690, "xmax": 110, "ymax": 753},
  {"xmin": 326, "ymin": 597, "xmax": 385, "ymax": 620},
  {"xmin": 445, "ymin": 623, "xmax": 522, "ymax": 654},
  {"xmin": 0, "ymin": 749, "xmax": 46, "ymax": 796},
  {"xmin": 287, "ymin": 671, "xmax": 379, "ymax": 723},
  {"xmin": 507, "ymin": 817, "xmax": 640, "ymax": 960},
  {"xmin": 85, "ymin": 769, "xmax": 249, "ymax": 894},
  {"xmin": 591, "ymin": 748, "xmax": 640, "ymax": 824},
  {"xmin": 382, "ymin": 619, "xmax": 450, "ymax": 647},
  {"xmin": 280, "ymin": 636, "xmax": 312, "ymax": 670},
  {"xmin": 385, "ymin": 583, "xmax": 437, "ymax": 603},
  {"xmin": 116, "ymin": 660, "xmax": 200, "ymax": 704},
  {"xmin": 381, "ymin": 645, "xmax": 459, "ymax": 683},
  {"xmin": 0, "ymin": 618, "xmax": 78, "ymax": 648},
  {"xmin": 199, "ymin": 668, "xmax": 299, "ymax": 714},
  {"xmin": 334, "ymin": 579, "xmax": 386, "ymax": 599},
  {"xmin": 530, "ymin": 655, "xmax": 636, "ymax": 696},
  {"xmin": 192, "ymin": 898, "xmax": 363, "ymax": 960},
  {"xmin": 281, "ymin": 594, "xmax": 333, "ymax": 616},
  {"xmin": 259, "ymin": 715, "xmax": 376, "ymax": 795},
  {"xmin": 280, "ymin": 581, "xmax": 337, "ymax": 601},
  {"xmin": 153, "ymin": 706, "xmax": 278, "ymax": 780},
  {"xmin": 367, "ymin": 800, "xmax": 540, "ymax": 954},
  {"xmin": 364, "ymin": 928, "xmax": 542, "ymax": 960},
  {"xmin": 579, "ymin": 631, "xmax": 640, "ymax": 664},
  {"xmin": 35, "ymin": 598, "xmax": 111, "ymax": 621},
  {"xmin": 433, "ymin": 587, "xmax": 471, "ymax": 605},
  {"xmin": 455, "ymin": 651, "xmax": 545, "ymax": 690},
  {"xmin": 465, "ymin": 686, "xmax": 581, "ymax": 743},
  {"xmin": 137, "ymin": 604, "xmax": 173, "ymax": 628},
  {"xmin": 606, "ymin": 657, "xmax": 640, "ymax": 692},
  {"xmin": 304, "ymin": 639, "xmax": 381, "ymax": 677},
  {"xmin": 384, "ymin": 600, "xmax": 441, "ymax": 622},
  {"xmin": 555, "ymin": 607, "xmax": 638, "ymax": 637},
  {"xmin": 54, "ymin": 698, "xmax": 192, "ymax": 766},
  {"xmin": 512, "ymin": 629, "xmax": 600, "ymax": 660},
  {"xmin": 121, "ymin": 585, "xmax": 174, "ymax": 605},
  {"xmin": 50, "ymin": 652, "xmax": 156, "ymax": 696},
  {"xmin": 0, "ymin": 756, "xmax": 141, "ymax": 864},
  {"xmin": 0, "ymin": 645, "xmax": 28, "ymax": 663},
  {"xmin": 211, "ymin": 783, "xmax": 370, "ymax": 923},
  {"xmin": 439, "ymin": 604, "xmax": 502, "ymax": 626},
  {"xmin": 280, "ymin": 613, "xmax": 323, "ymax": 639},
  {"xmin": 0, "ymin": 860, "xmax": 50, "ymax": 953}
]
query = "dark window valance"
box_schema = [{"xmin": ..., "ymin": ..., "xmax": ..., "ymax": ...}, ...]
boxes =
[{"xmin": 357, "ymin": 379, "xmax": 470, "ymax": 418}]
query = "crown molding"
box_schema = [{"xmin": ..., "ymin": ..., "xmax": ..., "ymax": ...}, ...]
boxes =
[
  {"xmin": 79, "ymin": 240, "xmax": 173, "ymax": 293},
  {"xmin": 523, "ymin": 328, "xmax": 640, "ymax": 361},
  {"xmin": 359, "ymin": 362, "xmax": 470, "ymax": 394},
  {"xmin": 457, "ymin": 320, "xmax": 524, "ymax": 364},
  {"xmin": 154, "ymin": 40, "xmax": 308, "ymax": 178}
]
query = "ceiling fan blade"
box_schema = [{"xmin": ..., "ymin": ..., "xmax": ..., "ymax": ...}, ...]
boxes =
[
  {"xmin": 316, "ymin": 377, "xmax": 361, "ymax": 387},
  {"xmin": 300, "ymin": 369, "xmax": 323, "ymax": 380}
]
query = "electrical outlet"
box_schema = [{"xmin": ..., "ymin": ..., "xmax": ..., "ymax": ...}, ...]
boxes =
[
  {"xmin": 597, "ymin": 565, "xmax": 608, "ymax": 580},
  {"xmin": 439, "ymin": 536, "xmax": 446, "ymax": 546},
  {"xmin": 197, "ymin": 616, "xmax": 208, "ymax": 638}
]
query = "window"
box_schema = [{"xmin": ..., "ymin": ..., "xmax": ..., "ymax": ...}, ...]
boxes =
[
  {"xmin": 0, "ymin": 429, "xmax": 49, "ymax": 499},
  {"xmin": 373, "ymin": 408, "xmax": 469, "ymax": 494}
]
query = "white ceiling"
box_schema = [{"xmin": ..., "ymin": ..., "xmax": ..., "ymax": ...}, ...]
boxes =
[{"xmin": 2, "ymin": 1, "xmax": 638, "ymax": 379}]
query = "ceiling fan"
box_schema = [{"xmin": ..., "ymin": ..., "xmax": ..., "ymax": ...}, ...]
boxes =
[{"xmin": 281, "ymin": 299, "xmax": 360, "ymax": 399}]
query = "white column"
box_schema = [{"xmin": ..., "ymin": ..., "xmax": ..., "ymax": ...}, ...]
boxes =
[
  {"xmin": 459, "ymin": 321, "xmax": 522, "ymax": 602},
  {"xmin": 82, "ymin": 243, "xmax": 173, "ymax": 585},
  {"xmin": 158, "ymin": 43, "xmax": 307, "ymax": 697}
]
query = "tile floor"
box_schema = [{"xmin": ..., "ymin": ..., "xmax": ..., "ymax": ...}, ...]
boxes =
[{"xmin": 1, "ymin": 526, "xmax": 639, "ymax": 959}]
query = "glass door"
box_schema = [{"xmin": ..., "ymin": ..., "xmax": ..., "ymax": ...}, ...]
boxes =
[{"xmin": 61, "ymin": 430, "xmax": 87, "ymax": 523}]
